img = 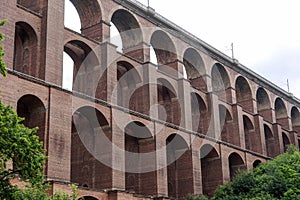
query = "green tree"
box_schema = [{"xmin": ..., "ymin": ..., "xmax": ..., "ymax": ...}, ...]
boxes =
[
  {"xmin": 212, "ymin": 145, "xmax": 300, "ymax": 200},
  {"xmin": 0, "ymin": 98, "xmax": 47, "ymax": 198},
  {"xmin": 0, "ymin": 19, "xmax": 7, "ymax": 76},
  {"xmin": 0, "ymin": 19, "xmax": 79, "ymax": 199}
]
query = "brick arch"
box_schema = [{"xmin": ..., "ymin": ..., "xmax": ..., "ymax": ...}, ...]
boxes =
[
  {"xmin": 253, "ymin": 160, "xmax": 262, "ymax": 168},
  {"xmin": 151, "ymin": 30, "xmax": 178, "ymax": 76},
  {"xmin": 17, "ymin": 0, "xmax": 44, "ymax": 13},
  {"xmin": 211, "ymin": 63, "xmax": 231, "ymax": 101},
  {"xmin": 64, "ymin": 40, "xmax": 104, "ymax": 99},
  {"xmin": 282, "ymin": 132, "xmax": 290, "ymax": 152},
  {"xmin": 71, "ymin": 106, "xmax": 112, "ymax": 190},
  {"xmin": 235, "ymin": 76, "xmax": 253, "ymax": 112},
  {"xmin": 243, "ymin": 115, "xmax": 257, "ymax": 152},
  {"xmin": 116, "ymin": 61, "xmax": 144, "ymax": 111},
  {"xmin": 110, "ymin": 9, "xmax": 143, "ymax": 54},
  {"xmin": 14, "ymin": 21, "xmax": 41, "ymax": 78},
  {"xmin": 256, "ymin": 87, "xmax": 272, "ymax": 121},
  {"xmin": 200, "ymin": 144, "xmax": 222, "ymax": 197},
  {"xmin": 264, "ymin": 124, "xmax": 278, "ymax": 157},
  {"xmin": 219, "ymin": 105, "xmax": 239, "ymax": 145},
  {"xmin": 166, "ymin": 133, "xmax": 193, "ymax": 199},
  {"xmin": 228, "ymin": 152, "xmax": 246, "ymax": 180},
  {"xmin": 275, "ymin": 98, "xmax": 289, "ymax": 129},
  {"xmin": 17, "ymin": 94, "xmax": 46, "ymax": 146},
  {"xmin": 291, "ymin": 106, "xmax": 300, "ymax": 133},
  {"xmin": 183, "ymin": 48, "xmax": 207, "ymax": 91},
  {"xmin": 79, "ymin": 196, "xmax": 99, "ymax": 200},
  {"xmin": 191, "ymin": 92, "xmax": 209, "ymax": 134},
  {"xmin": 157, "ymin": 78, "xmax": 180, "ymax": 126},
  {"xmin": 69, "ymin": 0, "xmax": 102, "ymax": 40},
  {"xmin": 124, "ymin": 121, "xmax": 156, "ymax": 195}
]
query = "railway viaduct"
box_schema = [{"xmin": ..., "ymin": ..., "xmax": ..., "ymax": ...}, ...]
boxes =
[{"xmin": 1, "ymin": 0, "xmax": 300, "ymax": 199}]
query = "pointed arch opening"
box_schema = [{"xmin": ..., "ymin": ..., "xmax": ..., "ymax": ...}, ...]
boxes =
[
  {"xmin": 166, "ymin": 134, "xmax": 192, "ymax": 199},
  {"xmin": 191, "ymin": 92, "xmax": 209, "ymax": 134},
  {"xmin": 124, "ymin": 121, "xmax": 156, "ymax": 195},
  {"xmin": 228, "ymin": 153, "xmax": 246, "ymax": 180},
  {"xmin": 211, "ymin": 63, "xmax": 230, "ymax": 102},
  {"xmin": 200, "ymin": 144, "xmax": 222, "ymax": 197},
  {"xmin": 14, "ymin": 22, "xmax": 41, "ymax": 78},
  {"xmin": 275, "ymin": 98, "xmax": 289, "ymax": 130},
  {"xmin": 235, "ymin": 76, "xmax": 253, "ymax": 112},
  {"xmin": 183, "ymin": 48, "xmax": 207, "ymax": 91},
  {"xmin": 71, "ymin": 106, "xmax": 112, "ymax": 189},
  {"xmin": 256, "ymin": 88, "xmax": 272, "ymax": 121}
]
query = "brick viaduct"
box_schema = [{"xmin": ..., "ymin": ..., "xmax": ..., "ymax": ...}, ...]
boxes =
[{"xmin": 1, "ymin": 0, "xmax": 300, "ymax": 199}]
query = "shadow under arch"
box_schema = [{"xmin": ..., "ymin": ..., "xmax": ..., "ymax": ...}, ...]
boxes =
[
  {"xmin": 17, "ymin": 0, "xmax": 44, "ymax": 13},
  {"xmin": 228, "ymin": 152, "xmax": 246, "ymax": 180},
  {"xmin": 243, "ymin": 115, "xmax": 261, "ymax": 153},
  {"xmin": 124, "ymin": 121, "xmax": 156, "ymax": 195},
  {"xmin": 282, "ymin": 132, "xmax": 290, "ymax": 152},
  {"xmin": 256, "ymin": 87, "xmax": 272, "ymax": 121},
  {"xmin": 111, "ymin": 9, "xmax": 143, "ymax": 60},
  {"xmin": 275, "ymin": 98, "xmax": 289, "ymax": 130},
  {"xmin": 211, "ymin": 63, "xmax": 231, "ymax": 102},
  {"xmin": 69, "ymin": 0, "xmax": 102, "ymax": 41},
  {"xmin": 264, "ymin": 124, "xmax": 278, "ymax": 157},
  {"xmin": 291, "ymin": 106, "xmax": 300, "ymax": 133},
  {"xmin": 157, "ymin": 78, "xmax": 180, "ymax": 126},
  {"xmin": 71, "ymin": 106, "xmax": 112, "ymax": 189},
  {"xmin": 219, "ymin": 105, "xmax": 239, "ymax": 145},
  {"xmin": 200, "ymin": 144, "xmax": 223, "ymax": 197},
  {"xmin": 183, "ymin": 48, "xmax": 207, "ymax": 91},
  {"xmin": 17, "ymin": 94, "xmax": 46, "ymax": 145},
  {"xmin": 116, "ymin": 61, "xmax": 143, "ymax": 111},
  {"xmin": 151, "ymin": 30, "xmax": 178, "ymax": 77},
  {"xmin": 166, "ymin": 134, "xmax": 193, "ymax": 199},
  {"xmin": 191, "ymin": 92, "xmax": 209, "ymax": 134},
  {"xmin": 235, "ymin": 76, "xmax": 253, "ymax": 112},
  {"xmin": 64, "ymin": 40, "xmax": 105, "ymax": 99},
  {"xmin": 14, "ymin": 21, "xmax": 41, "ymax": 79}
]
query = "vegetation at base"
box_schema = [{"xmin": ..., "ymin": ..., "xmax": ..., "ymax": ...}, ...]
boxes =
[
  {"xmin": 212, "ymin": 145, "xmax": 300, "ymax": 200},
  {"xmin": 0, "ymin": 20, "xmax": 80, "ymax": 199},
  {"xmin": 0, "ymin": 19, "xmax": 7, "ymax": 76},
  {"xmin": 185, "ymin": 193, "xmax": 209, "ymax": 200}
]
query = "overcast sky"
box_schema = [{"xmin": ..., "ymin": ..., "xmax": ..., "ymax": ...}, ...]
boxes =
[{"xmin": 65, "ymin": 0, "xmax": 300, "ymax": 98}]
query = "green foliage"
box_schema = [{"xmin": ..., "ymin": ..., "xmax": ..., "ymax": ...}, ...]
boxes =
[
  {"xmin": 11, "ymin": 184, "xmax": 81, "ymax": 200},
  {"xmin": 212, "ymin": 145, "xmax": 300, "ymax": 200},
  {"xmin": 0, "ymin": 101, "xmax": 46, "ymax": 199},
  {"xmin": 185, "ymin": 193, "xmax": 209, "ymax": 200},
  {"xmin": 53, "ymin": 184, "xmax": 82, "ymax": 200},
  {"xmin": 0, "ymin": 19, "xmax": 7, "ymax": 76}
]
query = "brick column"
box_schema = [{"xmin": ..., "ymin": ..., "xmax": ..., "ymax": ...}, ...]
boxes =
[
  {"xmin": 47, "ymin": 88, "xmax": 72, "ymax": 181},
  {"xmin": 44, "ymin": 0, "xmax": 64, "ymax": 85},
  {"xmin": 178, "ymin": 78, "xmax": 192, "ymax": 130},
  {"xmin": 111, "ymin": 108, "xmax": 125, "ymax": 190}
]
